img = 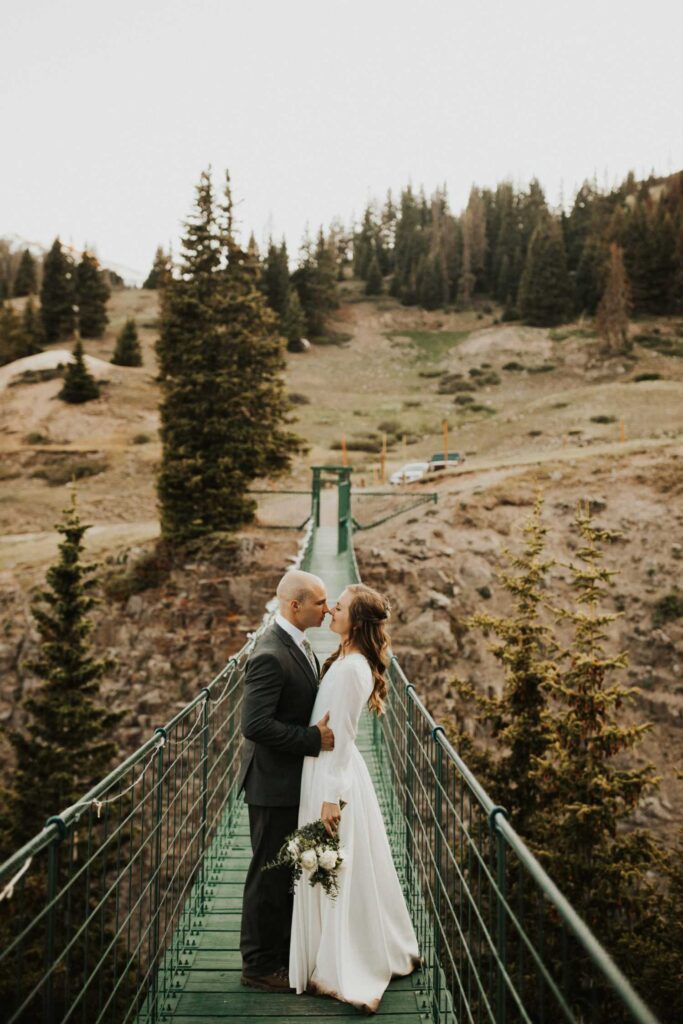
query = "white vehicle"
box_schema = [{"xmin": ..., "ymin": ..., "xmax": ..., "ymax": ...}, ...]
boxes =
[{"xmin": 389, "ymin": 462, "xmax": 429, "ymax": 485}]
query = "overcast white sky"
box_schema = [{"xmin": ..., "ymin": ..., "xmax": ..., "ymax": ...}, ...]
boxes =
[{"xmin": 2, "ymin": 0, "xmax": 682, "ymax": 282}]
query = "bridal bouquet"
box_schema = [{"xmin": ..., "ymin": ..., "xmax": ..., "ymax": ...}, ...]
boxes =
[{"xmin": 262, "ymin": 801, "xmax": 346, "ymax": 900}]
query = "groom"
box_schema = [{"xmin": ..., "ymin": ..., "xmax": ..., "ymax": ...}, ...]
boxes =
[{"xmin": 238, "ymin": 569, "xmax": 334, "ymax": 992}]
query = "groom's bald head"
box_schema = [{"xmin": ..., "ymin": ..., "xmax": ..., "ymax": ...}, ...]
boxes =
[{"xmin": 276, "ymin": 570, "xmax": 329, "ymax": 629}]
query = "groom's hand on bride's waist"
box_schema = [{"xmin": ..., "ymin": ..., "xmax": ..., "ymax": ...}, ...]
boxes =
[{"xmin": 316, "ymin": 710, "xmax": 335, "ymax": 751}]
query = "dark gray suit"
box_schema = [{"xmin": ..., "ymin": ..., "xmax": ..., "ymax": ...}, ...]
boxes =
[{"xmin": 238, "ymin": 621, "xmax": 322, "ymax": 975}]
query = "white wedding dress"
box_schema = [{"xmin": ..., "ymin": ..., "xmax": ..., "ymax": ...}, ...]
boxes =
[{"xmin": 289, "ymin": 652, "xmax": 420, "ymax": 1013}]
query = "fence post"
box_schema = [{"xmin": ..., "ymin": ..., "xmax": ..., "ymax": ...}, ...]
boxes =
[
  {"xmin": 149, "ymin": 729, "xmax": 167, "ymax": 1024},
  {"xmin": 43, "ymin": 817, "xmax": 66, "ymax": 1024},
  {"xmin": 432, "ymin": 729, "xmax": 445, "ymax": 1022},
  {"xmin": 490, "ymin": 806, "xmax": 508, "ymax": 1024},
  {"xmin": 199, "ymin": 690, "xmax": 211, "ymax": 913}
]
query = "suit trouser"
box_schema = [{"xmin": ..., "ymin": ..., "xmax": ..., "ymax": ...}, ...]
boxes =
[{"xmin": 240, "ymin": 803, "xmax": 299, "ymax": 975}]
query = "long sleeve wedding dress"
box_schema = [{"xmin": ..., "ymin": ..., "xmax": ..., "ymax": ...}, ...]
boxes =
[{"xmin": 289, "ymin": 652, "xmax": 420, "ymax": 1013}]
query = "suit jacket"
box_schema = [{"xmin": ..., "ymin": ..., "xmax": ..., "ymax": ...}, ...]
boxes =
[{"xmin": 238, "ymin": 621, "xmax": 322, "ymax": 806}]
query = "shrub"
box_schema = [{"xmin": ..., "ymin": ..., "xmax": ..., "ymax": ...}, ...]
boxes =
[
  {"xmin": 30, "ymin": 456, "xmax": 108, "ymax": 486},
  {"xmin": 25, "ymin": 431, "xmax": 49, "ymax": 444},
  {"xmin": 527, "ymin": 364, "xmax": 556, "ymax": 373},
  {"xmin": 288, "ymin": 392, "xmax": 310, "ymax": 405},
  {"xmin": 132, "ymin": 433, "xmax": 151, "ymax": 444},
  {"xmin": 104, "ymin": 547, "xmax": 171, "ymax": 602},
  {"xmin": 632, "ymin": 372, "xmax": 662, "ymax": 382},
  {"xmin": 454, "ymin": 395, "xmax": 475, "ymax": 405},
  {"xmin": 438, "ymin": 376, "xmax": 476, "ymax": 394},
  {"xmin": 652, "ymin": 592, "xmax": 683, "ymax": 626},
  {"xmin": 502, "ymin": 361, "xmax": 525, "ymax": 371},
  {"xmin": 590, "ymin": 415, "xmax": 617, "ymax": 424}
]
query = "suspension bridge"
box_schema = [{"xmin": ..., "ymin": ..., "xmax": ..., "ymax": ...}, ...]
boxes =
[{"xmin": 0, "ymin": 468, "xmax": 660, "ymax": 1023}]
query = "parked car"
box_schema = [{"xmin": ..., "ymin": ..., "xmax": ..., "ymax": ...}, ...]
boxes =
[
  {"xmin": 427, "ymin": 451, "xmax": 465, "ymax": 472},
  {"xmin": 389, "ymin": 461, "xmax": 429, "ymax": 485}
]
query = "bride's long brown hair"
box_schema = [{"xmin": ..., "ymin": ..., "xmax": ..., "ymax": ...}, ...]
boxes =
[{"xmin": 321, "ymin": 583, "xmax": 391, "ymax": 715}]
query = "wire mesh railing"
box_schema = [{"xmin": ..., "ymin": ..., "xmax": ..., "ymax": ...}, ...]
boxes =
[
  {"xmin": 371, "ymin": 658, "xmax": 660, "ymax": 1024},
  {"xmin": 0, "ymin": 642, "xmax": 257, "ymax": 1024}
]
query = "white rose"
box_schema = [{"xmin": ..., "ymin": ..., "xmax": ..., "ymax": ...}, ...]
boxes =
[
  {"xmin": 319, "ymin": 849, "xmax": 338, "ymax": 870},
  {"xmin": 286, "ymin": 840, "xmax": 300, "ymax": 858},
  {"xmin": 300, "ymin": 849, "xmax": 318, "ymax": 871}
]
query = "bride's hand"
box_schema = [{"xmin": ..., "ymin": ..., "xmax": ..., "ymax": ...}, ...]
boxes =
[{"xmin": 321, "ymin": 801, "xmax": 341, "ymax": 836}]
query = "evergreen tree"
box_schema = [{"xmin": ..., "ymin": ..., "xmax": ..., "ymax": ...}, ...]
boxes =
[
  {"xmin": 364, "ymin": 250, "xmax": 383, "ymax": 295},
  {"xmin": 450, "ymin": 496, "xmax": 557, "ymax": 835},
  {"xmin": 291, "ymin": 228, "xmax": 338, "ymax": 338},
  {"xmin": 596, "ymin": 243, "xmax": 632, "ymax": 355},
  {"xmin": 111, "ymin": 318, "xmax": 142, "ymax": 366},
  {"xmin": 575, "ymin": 234, "xmax": 609, "ymax": 315},
  {"xmin": 517, "ymin": 216, "xmax": 574, "ymax": 326},
  {"xmin": 13, "ymin": 248, "xmax": 37, "ymax": 297},
  {"xmin": 282, "ymin": 287, "xmax": 307, "ymax": 351},
  {"xmin": 262, "ymin": 238, "xmax": 290, "ymax": 318},
  {"xmin": 143, "ymin": 245, "xmax": 172, "ymax": 289},
  {"xmin": 0, "ymin": 303, "xmax": 25, "ymax": 366},
  {"xmin": 40, "ymin": 238, "xmax": 76, "ymax": 342},
  {"xmin": 20, "ymin": 297, "xmax": 45, "ymax": 354},
  {"xmin": 532, "ymin": 507, "xmax": 665, "ymax": 1011},
  {"xmin": 157, "ymin": 168, "xmax": 303, "ymax": 543},
  {"xmin": 59, "ymin": 340, "xmax": 100, "ymax": 403},
  {"xmin": 459, "ymin": 186, "xmax": 488, "ymax": 298},
  {"xmin": 353, "ymin": 206, "xmax": 376, "ymax": 280},
  {"xmin": 76, "ymin": 251, "xmax": 110, "ymax": 338},
  {"xmin": 3, "ymin": 493, "xmax": 119, "ymax": 847}
]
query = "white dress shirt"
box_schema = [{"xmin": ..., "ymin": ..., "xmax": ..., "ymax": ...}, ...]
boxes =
[
  {"xmin": 275, "ymin": 613, "xmax": 317, "ymax": 674},
  {"xmin": 275, "ymin": 613, "xmax": 307, "ymax": 648}
]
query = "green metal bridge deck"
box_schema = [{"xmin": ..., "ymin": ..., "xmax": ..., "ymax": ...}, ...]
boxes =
[{"xmin": 0, "ymin": 470, "xmax": 660, "ymax": 1024}]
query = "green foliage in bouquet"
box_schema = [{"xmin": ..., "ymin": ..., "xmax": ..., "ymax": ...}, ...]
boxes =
[{"xmin": 262, "ymin": 801, "xmax": 347, "ymax": 900}]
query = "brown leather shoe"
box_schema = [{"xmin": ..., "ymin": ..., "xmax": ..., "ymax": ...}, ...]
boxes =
[{"xmin": 240, "ymin": 969, "xmax": 293, "ymax": 993}]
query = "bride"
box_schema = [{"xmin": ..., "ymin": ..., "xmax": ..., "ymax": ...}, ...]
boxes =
[{"xmin": 289, "ymin": 583, "xmax": 420, "ymax": 1013}]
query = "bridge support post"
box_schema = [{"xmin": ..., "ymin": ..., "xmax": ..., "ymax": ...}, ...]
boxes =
[
  {"xmin": 44, "ymin": 833, "xmax": 60, "ymax": 1024},
  {"xmin": 311, "ymin": 468, "xmax": 322, "ymax": 527},
  {"xmin": 433, "ymin": 735, "xmax": 444, "ymax": 1022},
  {"xmin": 149, "ymin": 732, "xmax": 166, "ymax": 1024},
  {"xmin": 337, "ymin": 468, "xmax": 352, "ymax": 555},
  {"xmin": 490, "ymin": 806, "xmax": 508, "ymax": 1024},
  {"xmin": 199, "ymin": 691, "xmax": 211, "ymax": 914}
]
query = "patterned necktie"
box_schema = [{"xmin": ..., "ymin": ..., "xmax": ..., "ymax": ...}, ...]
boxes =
[{"xmin": 301, "ymin": 638, "xmax": 317, "ymax": 676}]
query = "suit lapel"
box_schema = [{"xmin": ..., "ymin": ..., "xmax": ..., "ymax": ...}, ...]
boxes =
[{"xmin": 272, "ymin": 622, "xmax": 319, "ymax": 689}]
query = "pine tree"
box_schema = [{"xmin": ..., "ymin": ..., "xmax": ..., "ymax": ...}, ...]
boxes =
[
  {"xmin": 13, "ymin": 248, "xmax": 37, "ymax": 296},
  {"xmin": 59, "ymin": 340, "xmax": 100, "ymax": 403},
  {"xmin": 364, "ymin": 250, "xmax": 383, "ymax": 295},
  {"xmin": 3, "ymin": 493, "xmax": 119, "ymax": 846},
  {"xmin": 76, "ymin": 251, "xmax": 110, "ymax": 338},
  {"xmin": 40, "ymin": 238, "xmax": 76, "ymax": 342},
  {"xmin": 0, "ymin": 303, "xmax": 25, "ymax": 366},
  {"xmin": 449, "ymin": 496, "xmax": 557, "ymax": 835},
  {"xmin": 21, "ymin": 296, "xmax": 45, "ymax": 353},
  {"xmin": 282, "ymin": 287, "xmax": 307, "ymax": 351},
  {"xmin": 353, "ymin": 206, "xmax": 376, "ymax": 280},
  {"xmin": 143, "ymin": 245, "xmax": 172, "ymax": 289},
  {"xmin": 575, "ymin": 234, "xmax": 609, "ymax": 315},
  {"xmin": 291, "ymin": 228, "xmax": 338, "ymax": 338},
  {"xmin": 157, "ymin": 168, "xmax": 303, "ymax": 544},
  {"xmin": 262, "ymin": 238, "xmax": 290, "ymax": 318},
  {"xmin": 532, "ymin": 507, "xmax": 664, "ymax": 1010},
  {"xmin": 517, "ymin": 216, "xmax": 574, "ymax": 326},
  {"xmin": 596, "ymin": 243, "xmax": 632, "ymax": 355},
  {"xmin": 111, "ymin": 318, "xmax": 142, "ymax": 366}
]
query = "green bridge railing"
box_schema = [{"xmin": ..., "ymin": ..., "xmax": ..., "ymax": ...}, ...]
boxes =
[{"xmin": 0, "ymin": 474, "xmax": 660, "ymax": 1024}]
